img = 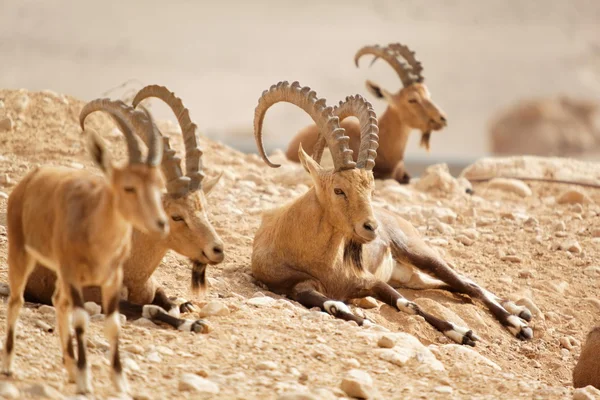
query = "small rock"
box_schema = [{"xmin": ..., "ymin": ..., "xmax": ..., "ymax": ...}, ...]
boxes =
[
  {"xmin": 431, "ymin": 207, "xmax": 457, "ymax": 224},
  {"xmin": 38, "ymin": 305, "xmax": 56, "ymax": 316},
  {"xmin": 198, "ymin": 301, "xmax": 230, "ymax": 317},
  {"xmin": 178, "ymin": 373, "xmax": 220, "ymax": 394},
  {"xmin": 125, "ymin": 344, "xmax": 144, "ymax": 355},
  {"xmin": 439, "ymin": 344, "xmax": 501, "ymax": 371},
  {"xmin": 460, "ymin": 228, "xmax": 480, "ymax": 240},
  {"xmin": 132, "ymin": 318, "xmax": 158, "ymax": 328},
  {"xmin": 560, "ymin": 239, "xmax": 582, "ymax": 253},
  {"xmin": 14, "ymin": 95, "xmax": 29, "ymax": 113},
  {"xmin": 311, "ymin": 344, "xmax": 336, "ymax": 361},
  {"xmin": 518, "ymin": 270, "xmax": 534, "ymax": 278},
  {"xmin": 35, "ymin": 319, "xmax": 54, "ymax": 333},
  {"xmin": 377, "ymin": 335, "xmax": 395, "ymax": 349},
  {"xmin": 488, "ymin": 178, "xmax": 532, "ymax": 197},
  {"xmin": 84, "ymin": 301, "xmax": 102, "ymax": 316},
  {"xmin": 554, "ymin": 221, "xmax": 567, "ymax": 232},
  {"xmin": 0, "ymin": 191, "xmax": 7, "ymax": 199},
  {"xmin": 146, "ymin": 351, "xmax": 162, "ymax": 363},
  {"xmin": 124, "ymin": 358, "xmax": 140, "ymax": 372},
  {"xmin": 23, "ymin": 383, "xmax": 62, "ymax": 399},
  {"xmin": 247, "ymin": 296, "xmax": 277, "ymax": 307},
  {"xmin": 434, "ymin": 386, "xmax": 453, "ymax": 394},
  {"xmin": 583, "ymin": 266, "xmax": 600, "ymax": 277},
  {"xmin": 573, "ymin": 385, "xmax": 600, "ymax": 400},
  {"xmin": 256, "ymin": 361, "xmax": 278, "ymax": 370},
  {"xmin": 0, "ymin": 117, "xmax": 13, "ymax": 132},
  {"xmin": 340, "ymin": 369, "xmax": 375, "ymax": 399},
  {"xmin": 456, "ymin": 234, "xmax": 474, "ymax": 246},
  {"xmin": 592, "ymin": 228, "xmax": 600, "ymax": 238},
  {"xmin": 428, "ymin": 238, "xmax": 449, "ymax": 247},
  {"xmin": 559, "ymin": 336, "xmax": 579, "ymax": 350},
  {"xmin": 557, "ymin": 189, "xmax": 593, "ymax": 205},
  {"xmin": 156, "ymin": 345, "xmax": 175, "ymax": 356},
  {"xmin": 0, "ymin": 381, "xmax": 20, "ymax": 399},
  {"xmin": 351, "ymin": 297, "xmax": 379, "ymax": 309},
  {"xmin": 277, "ymin": 393, "xmax": 318, "ymax": 400},
  {"xmin": 501, "ymin": 255, "xmax": 523, "ymax": 263}
]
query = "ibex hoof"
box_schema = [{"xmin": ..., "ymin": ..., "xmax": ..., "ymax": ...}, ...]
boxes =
[
  {"xmin": 191, "ymin": 320, "xmax": 212, "ymax": 334},
  {"xmin": 179, "ymin": 301, "xmax": 196, "ymax": 314}
]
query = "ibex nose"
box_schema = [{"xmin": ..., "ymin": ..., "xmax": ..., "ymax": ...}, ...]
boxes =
[
  {"xmin": 156, "ymin": 219, "xmax": 169, "ymax": 236},
  {"xmin": 203, "ymin": 243, "xmax": 225, "ymax": 264},
  {"xmin": 363, "ymin": 221, "xmax": 378, "ymax": 232}
]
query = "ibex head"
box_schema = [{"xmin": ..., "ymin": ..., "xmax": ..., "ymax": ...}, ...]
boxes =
[
  {"xmin": 254, "ymin": 81, "xmax": 380, "ymax": 243},
  {"xmin": 355, "ymin": 43, "xmax": 447, "ymax": 150},
  {"xmin": 132, "ymin": 86, "xmax": 224, "ymax": 266},
  {"xmin": 80, "ymin": 99, "xmax": 168, "ymax": 237}
]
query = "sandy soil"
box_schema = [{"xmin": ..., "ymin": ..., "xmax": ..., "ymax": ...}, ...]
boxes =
[{"xmin": 0, "ymin": 90, "xmax": 599, "ymax": 399}]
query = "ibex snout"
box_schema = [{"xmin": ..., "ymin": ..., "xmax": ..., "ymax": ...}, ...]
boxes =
[
  {"xmin": 202, "ymin": 241, "xmax": 225, "ymax": 264},
  {"xmin": 355, "ymin": 218, "xmax": 378, "ymax": 242}
]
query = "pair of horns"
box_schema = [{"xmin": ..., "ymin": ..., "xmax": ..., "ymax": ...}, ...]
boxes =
[
  {"xmin": 254, "ymin": 81, "xmax": 379, "ymax": 172},
  {"xmin": 355, "ymin": 43, "xmax": 424, "ymax": 87},
  {"xmin": 132, "ymin": 85, "xmax": 205, "ymax": 196},
  {"xmin": 80, "ymin": 99, "xmax": 163, "ymax": 167}
]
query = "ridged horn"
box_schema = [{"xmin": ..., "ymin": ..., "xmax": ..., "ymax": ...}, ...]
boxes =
[
  {"xmin": 355, "ymin": 44, "xmax": 416, "ymax": 87},
  {"xmin": 254, "ymin": 81, "xmax": 355, "ymax": 171},
  {"xmin": 133, "ymin": 85, "xmax": 205, "ymax": 192},
  {"xmin": 80, "ymin": 98, "xmax": 163, "ymax": 166}
]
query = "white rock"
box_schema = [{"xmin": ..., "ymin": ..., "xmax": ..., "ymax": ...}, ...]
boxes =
[
  {"xmin": 439, "ymin": 344, "xmax": 501, "ymax": 371},
  {"xmin": 0, "ymin": 191, "xmax": 7, "ymax": 199},
  {"xmin": 0, "ymin": 381, "xmax": 20, "ymax": 398},
  {"xmin": 488, "ymin": 178, "xmax": 532, "ymax": 197},
  {"xmin": 377, "ymin": 335, "xmax": 395, "ymax": 349},
  {"xmin": 557, "ymin": 189, "xmax": 593, "ymax": 205},
  {"xmin": 178, "ymin": 373, "xmax": 220, "ymax": 394},
  {"xmin": 124, "ymin": 358, "xmax": 140, "ymax": 372},
  {"xmin": 340, "ymin": 369, "xmax": 375, "ymax": 399},
  {"xmin": 456, "ymin": 234, "xmax": 474, "ymax": 246},
  {"xmin": 247, "ymin": 296, "xmax": 277, "ymax": 307},
  {"xmin": 146, "ymin": 351, "xmax": 162, "ymax": 363},
  {"xmin": 38, "ymin": 305, "xmax": 56, "ymax": 316},
  {"xmin": 198, "ymin": 301, "xmax": 230, "ymax": 317},
  {"xmin": 256, "ymin": 360, "xmax": 278, "ymax": 370},
  {"xmin": 583, "ymin": 266, "xmax": 600, "ymax": 277},
  {"xmin": 559, "ymin": 336, "xmax": 579, "ymax": 350},
  {"xmin": 277, "ymin": 393, "xmax": 318, "ymax": 400},
  {"xmin": 434, "ymin": 386, "xmax": 453, "ymax": 394},
  {"xmin": 156, "ymin": 345, "xmax": 175, "ymax": 356},
  {"xmin": 573, "ymin": 385, "xmax": 600, "ymax": 400},
  {"xmin": 374, "ymin": 333, "xmax": 444, "ymax": 371},
  {"xmin": 560, "ymin": 239, "xmax": 582, "ymax": 253},
  {"xmin": 431, "ymin": 207, "xmax": 457, "ymax": 224},
  {"xmin": 124, "ymin": 344, "xmax": 144, "ymax": 355},
  {"xmin": 554, "ymin": 221, "xmax": 567, "ymax": 232},
  {"xmin": 84, "ymin": 301, "xmax": 102, "ymax": 316},
  {"xmin": 23, "ymin": 383, "xmax": 62, "ymax": 399},
  {"xmin": 351, "ymin": 297, "xmax": 379, "ymax": 309}
]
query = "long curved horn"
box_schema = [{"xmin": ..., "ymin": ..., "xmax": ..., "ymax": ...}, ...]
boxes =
[
  {"xmin": 80, "ymin": 99, "xmax": 163, "ymax": 167},
  {"xmin": 133, "ymin": 85, "xmax": 205, "ymax": 191},
  {"xmin": 387, "ymin": 43, "xmax": 424, "ymax": 83},
  {"xmin": 334, "ymin": 95, "xmax": 379, "ymax": 170},
  {"xmin": 254, "ymin": 81, "xmax": 355, "ymax": 171},
  {"xmin": 355, "ymin": 44, "xmax": 414, "ymax": 87}
]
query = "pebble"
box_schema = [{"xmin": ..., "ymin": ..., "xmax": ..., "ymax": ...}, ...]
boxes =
[
  {"xmin": 23, "ymin": 383, "xmax": 62, "ymax": 399},
  {"xmin": 0, "ymin": 191, "xmax": 7, "ymax": 199},
  {"xmin": 156, "ymin": 345, "xmax": 175, "ymax": 356},
  {"xmin": 432, "ymin": 219, "xmax": 454, "ymax": 235},
  {"xmin": 501, "ymin": 255, "xmax": 523, "ymax": 263},
  {"xmin": 554, "ymin": 221, "xmax": 566, "ymax": 231},
  {"xmin": 557, "ymin": 189, "xmax": 593, "ymax": 205},
  {"xmin": 559, "ymin": 336, "xmax": 579, "ymax": 350},
  {"xmin": 277, "ymin": 393, "xmax": 318, "ymax": 400},
  {"xmin": 178, "ymin": 373, "xmax": 220, "ymax": 394},
  {"xmin": 247, "ymin": 296, "xmax": 277, "ymax": 307},
  {"xmin": 377, "ymin": 335, "xmax": 395, "ymax": 349},
  {"xmin": 434, "ymin": 386, "xmax": 453, "ymax": 394},
  {"xmin": 460, "ymin": 228, "xmax": 480, "ymax": 240},
  {"xmin": 125, "ymin": 344, "xmax": 144, "ymax": 355},
  {"xmin": 340, "ymin": 369, "xmax": 376, "ymax": 399},
  {"xmin": 132, "ymin": 318, "xmax": 158, "ymax": 328},
  {"xmin": 351, "ymin": 297, "xmax": 379, "ymax": 309},
  {"xmin": 124, "ymin": 358, "xmax": 141, "ymax": 372},
  {"xmin": 592, "ymin": 228, "xmax": 600, "ymax": 238},
  {"xmin": 35, "ymin": 319, "xmax": 54, "ymax": 333},
  {"xmin": 0, "ymin": 381, "xmax": 20, "ymax": 399},
  {"xmin": 311, "ymin": 344, "xmax": 336, "ymax": 361},
  {"xmin": 456, "ymin": 234, "xmax": 474, "ymax": 246},
  {"xmin": 573, "ymin": 385, "xmax": 600, "ymax": 400},
  {"xmin": 428, "ymin": 238, "xmax": 449, "ymax": 247},
  {"xmin": 84, "ymin": 301, "xmax": 102, "ymax": 316},
  {"xmin": 0, "ymin": 117, "xmax": 13, "ymax": 132},
  {"xmin": 559, "ymin": 239, "xmax": 582, "ymax": 253},
  {"xmin": 14, "ymin": 95, "xmax": 30, "ymax": 113},
  {"xmin": 198, "ymin": 301, "xmax": 230, "ymax": 317},
  {"xmin": 146, "ymin": 351, "xmax": 162, "ymax": 363},
  {"xmin": 256, "ymin": 361, "xmax": 278, "ymax": 370},
  {"xmin": 488, "ymin": 178, "xmax": 532, "ymax": 197},
  {"xmin": 439, "ymin": 344, "xmax": 501, "ymax": 371},
  {"xmin": 38, "ymin": 305, "xmax": 56, "ymax": 316},
  {"xmin": 583, "ymin": 266, "xmax": 600, "ymax": 277},
  {"xmin": 374, "ymin": 333, "xmax": 444, "ymax": 371}
]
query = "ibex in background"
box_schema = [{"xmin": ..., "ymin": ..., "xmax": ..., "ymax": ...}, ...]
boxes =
[
  {"xmin": 253, "ymin": 81, "xmax": 533, "ymax": 345},
  {"xmin": 3, "ymin": 99, "xmax": 167, "ymax": 395},
  {"xmin": 25, "ymin": 85, "xmax": 225, "ymax": 333},
  {"xmin": 286, "ymin": 43, "xmax": 447, "ymax": 184},
  {"xmin": 573, "ymin": 326, "xmax": 600, "ymax": 389}
]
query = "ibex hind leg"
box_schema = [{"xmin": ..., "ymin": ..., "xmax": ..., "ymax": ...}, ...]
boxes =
[
  {"xmin": 398, "ymin": 241, "xmax": 533, "ymax": 340},
  {"xmin": 70, "ymin": 285, "xmax": 93, "ymax": 394},
  {"xmin": 2, "ymin": 251, "xmax": 35, "ymax": 376},
  {"xmin": 102, "ymin": 272, "xmax": 129, "ymax": 394},
  {"xmin": 52, "ymin": 283, "xmax": 77, "ymax": 383},
  {"xmin": 370, "ymin": 280, "xmax": 479, "ymax": 346}
]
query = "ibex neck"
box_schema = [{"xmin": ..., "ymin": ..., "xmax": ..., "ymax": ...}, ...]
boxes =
[
  {"xmin": 377, "ymin": 107, "xmax": 411, "ymax": 160},
  {"xmin": 124, "ymin": 230, "xmax": 169, "ymax": 286}
]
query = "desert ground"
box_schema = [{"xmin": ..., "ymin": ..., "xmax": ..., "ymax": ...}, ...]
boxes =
[{"xmin": 0, "ymin": 88, "xmax": 599, "ymax": 399}]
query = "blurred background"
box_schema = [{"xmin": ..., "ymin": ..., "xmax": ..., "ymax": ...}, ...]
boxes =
[{"xmin": 1, "ymin": 0, "xmax": 599, "ymax": 175}]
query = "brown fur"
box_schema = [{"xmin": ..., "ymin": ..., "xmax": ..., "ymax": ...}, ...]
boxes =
[
  {"xmin": 573, "ymin": 326, "xmax": 600, "ymax": 389},
  {"xmin": 286, "ymin": 83, "xmax": 446, "ymax": 183}
]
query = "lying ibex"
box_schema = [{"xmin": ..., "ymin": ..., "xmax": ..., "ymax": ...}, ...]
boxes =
[
  {"xmin": 285, "ymin": 43, "xmax": 447, "ymax": 183},
  {"xmin": 24, "ymin": 85, "xmax": 224, "ymax": 333},
  {"xmin": 3, "ymin": 99, "xmax": 167, "ymax": 395},
  {"xmin": 253, "ymin": 81, "xmax": 533, "ymax": 345},
  {"xmin": 573, "ymin": 326, "xmax": 600, "ymax": 389}
]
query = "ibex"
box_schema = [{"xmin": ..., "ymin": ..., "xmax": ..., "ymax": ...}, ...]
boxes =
[
  {"xmin": 2, "ymin": 99, "xmax": 167, "ymax": 395},
  {"xmin": 24, "ymin": 85, "xmax": 224, "ymax": 333},
  {"xmin": 285, "ymin": 43, "xmax": 447, "ymax": 183},
  {"xmin": 253, "ymin": 81, "xmax": 533, "ymax": 345},
  {"xmin": 573, "ymin": 326, "xmax": 600, "ymax": 389}
]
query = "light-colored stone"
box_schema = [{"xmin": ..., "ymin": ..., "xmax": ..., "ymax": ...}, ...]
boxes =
[
  {"xmin": 560, "ymin": 239, "xmax": 582, "ymax": 253},
  {"xmin": 84, "ymin": 301, "xmax": 102, "ymax": 316},
  {"xmin": 559, "ymin": 336, "xmax": 579, "ymax": 350},
  {"xmin": 0, "ymin": 117, "xmax": 13, "ymax": 132},
  {"xmin": 351, "ymin": 297, "xmax": 379, "ymax": 309},
  {"xmin": 374, "ymin": 332, "xmax": 444, "ymax": 371},
  {"xmin": 38, "ymin": 305, "xmax": 56, "ymax": 316},
  {"xmin": 573, "ymin": 385, "xmax": 600, "ymax": 400},
  {"xmin": 125, "ymin": 344, "xmax": 144, "ymax": 355},
  {"xmin": 340, "ymin": 369, "xmax": 375, "ymax": 399},
  {"xmin": 23, "ymin": 383, "xmax": 62, "ymax": 399},
  {"xmin": 247, "ymin": 296, "xmax": 277, "ymax": 307},
  {"xmin": 583, "ymin": 266, "xmax": 600, "ymax": 277},
  {"xmin": 456, "ymin": 234, "xmax": 474, "ymax": 246},
  {"xmin": 439, "ymin": 344, "xmax": 501, "ymax": 371},
  {"xmin": 488, "ymin": 178, "xmax": 532, "ymax": 197},
  {"xmin": 277, "ymin": 393, "xmax": 318, "ymax": 400},
  {"xmin": 501, "ymin": 255, "xmax": 523, "ymax": 263},
  {"xmin": 198, "ymin": 301, "xmax": 230, "ymax": 317},
  {"xmin": 132, "ymin": 317, "xmax": 158, "ymax": 328},
  {"xmin": 178, "ymin": 373, "xmax": 220, "ymax": 394},
  {"xmin": 377, "ymin": 335, "xmax": 395, "ymax": 349},
  {"xmin": 146, "ymin": 351, "xmax": 162, "ymax": 363},
  {"xmin": 0, "ymin": 381, "xmax": 20, "ymax": 399},
  {"xmin": 124, "ymin": 358, "xmax": 141, "ymax": 372},
  {"xmin": 554, "ymin": 221, "xmax": 566, "ymax": 231},
  {"xmin": 0, "ymin": 191, "xmax": 7, "ymax": 200},
  {"xmin": 557, "ymin": 189, "xmax": 593, "ymax": 205},
  {"xmin": 257, "ymin": 360, "xmax": 278, "ymax": 370}
]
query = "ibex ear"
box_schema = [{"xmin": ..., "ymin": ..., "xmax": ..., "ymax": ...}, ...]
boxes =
[
  {"xmin": 366, "ymin": 80, "xmax": 394, "ymax": 105},
  {"xmin": 298, "ymin": 143, "xmax": 322, "ymax": 179},
  {"xmin": 85, "ymin": 129, "xmax": 112, "ymax": 175},
  {"xmin": 202, "ymin": 172, "xmax": 222, "ymax": 196}
]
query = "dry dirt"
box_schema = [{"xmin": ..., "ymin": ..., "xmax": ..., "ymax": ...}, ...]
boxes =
[{"xmin": 0, "ymin": 90, "xmax": 599, "ymax": 399}]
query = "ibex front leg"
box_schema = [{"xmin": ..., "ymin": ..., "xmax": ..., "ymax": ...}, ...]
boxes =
[
  {"xmin": 69, "ymin": 284, "xmax": 92, "ymax": 394},
  {"xmin": 369, "ymin": 280, "xmax": 479, "ymax": 346}
]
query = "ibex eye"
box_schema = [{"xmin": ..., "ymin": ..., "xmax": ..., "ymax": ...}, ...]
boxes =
[
  {"xmin": 124, "ymin": 187, "xmax": 136, "ymax": 194},
  {"xmin": 334, "ymin": 188, "xmax": 345, "ymax": 196},
  {"xmin": 171, "ymin": 215, "xmax": 184, "ymax": 222}
]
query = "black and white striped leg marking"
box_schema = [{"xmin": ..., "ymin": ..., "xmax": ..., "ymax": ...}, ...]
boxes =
[
  {"xmin": 502, "ymin": 301, "xmax": 533, "ymax": 322},
  {"xmin": 143, "ymin": 305, "xmax": 211, "ymax": 334},
  {"xmin": 73, "ymin": 308, "xmax": 92, "ymax": 394},
  {"xmin": 323, "ymin": 300, "xmax": 371, "ymax": 326}
]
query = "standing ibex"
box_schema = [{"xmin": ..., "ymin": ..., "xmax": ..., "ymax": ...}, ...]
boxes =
[
  {"xmin": 2, "ymin": 99, "xmax": 167, "ymax": 395},
  {"xmin": 285, "ymin": 43, "xmax": 447, "ymax": 183},
  {"xmin": 24, "ymin": 85, "xmax": 224, "ymax": 333},
  {"xmin": 573, "ymin": 326, "xmax": 600, "ymax": 389},
  {"xmin": 253, "ymin": 81, "xmax": 533, "ymax": 344}
]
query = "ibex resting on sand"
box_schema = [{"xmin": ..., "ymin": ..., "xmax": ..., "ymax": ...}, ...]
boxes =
[
  {"xmin": 24, "ymin": 85, "xmax": 224, "ymax": 333},
  {"xmin": 253, "ymin": 81, "xmax": 533, "ymax": 345},
  {"xmin": 286, "ymin": 43, "xmax": 447, "ymax": 184},
  {"xmin": 3, "ymin": 99, "xmax": 167, "ymax": 395}
]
